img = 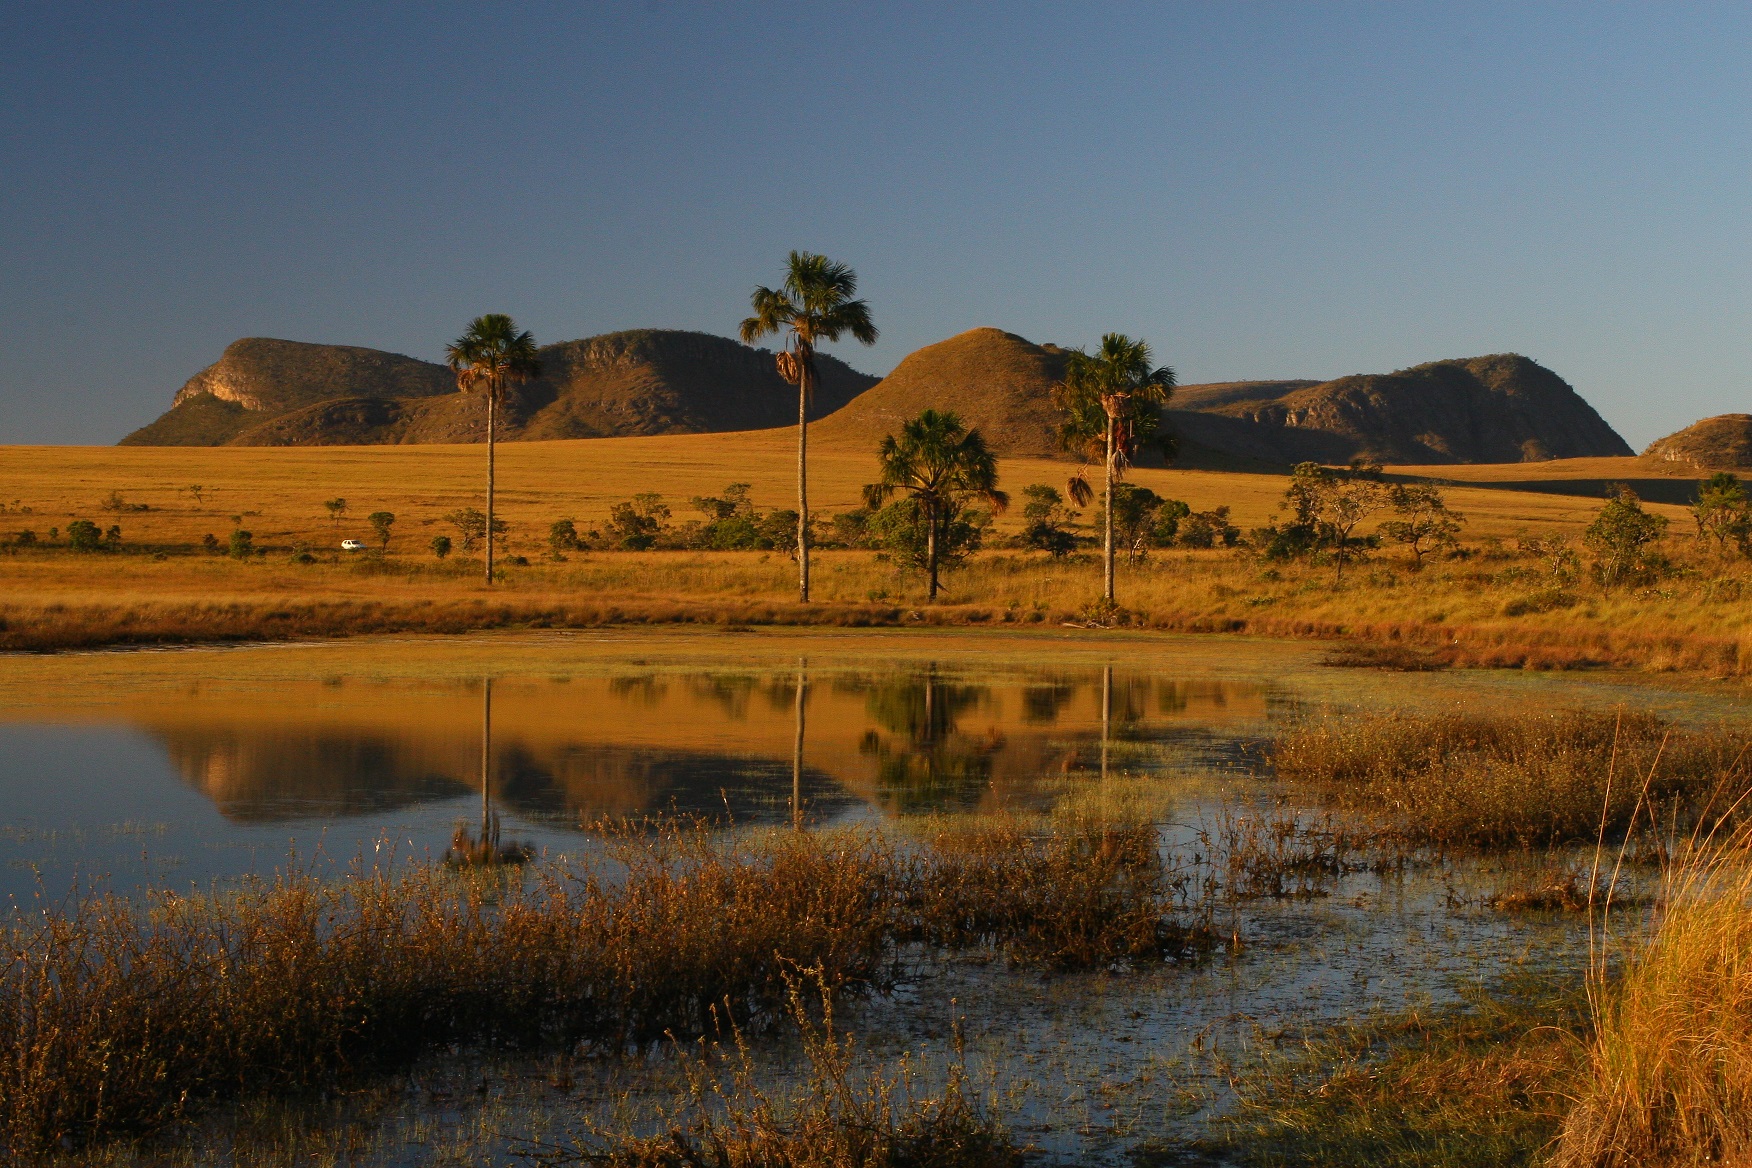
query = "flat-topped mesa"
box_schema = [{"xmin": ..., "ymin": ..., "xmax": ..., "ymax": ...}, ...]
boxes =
[
  {"xmin": 123, "ymin": 330, "xmax": 879, "ymax": 446},
  {"xmin": 1643, "ymin": 414, "xmax": 1752, "ymax": 471}
]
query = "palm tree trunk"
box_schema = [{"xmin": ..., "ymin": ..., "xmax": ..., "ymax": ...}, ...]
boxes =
[
  {"xmin": 796, "ymin": 363, "xmax": 810, "ymax": 603},
  {"xmin": 485, "ymin": 389, "xmax": 497, "ymax": 586},
  {"xmin": 1104, "ymin": 413, "xmax": 1116, "ymax": 604},
  {"xmin": 926, "ymin": 499, "xmax": 939, "ymax": 601}
]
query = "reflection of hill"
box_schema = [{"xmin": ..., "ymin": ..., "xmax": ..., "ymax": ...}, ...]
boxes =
[{"xmin": 118, "ymin": 670, "xmax": 1269, "ymax": 826}]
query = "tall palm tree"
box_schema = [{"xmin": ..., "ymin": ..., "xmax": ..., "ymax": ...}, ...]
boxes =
[
  {"xmin": 1053, "ymin": 333, "xmax": 1175, "ymax": 605},
  {"xmin": 740, "ymin": 252, "xmax": 878, "ymax": 602},
  {"xmin": 446, "ymin": 314, "xmax": 541, "ymax": 585},
  {"xmin": 865, "ymin": 409, "xmax": 1008, "ymax": 601}
]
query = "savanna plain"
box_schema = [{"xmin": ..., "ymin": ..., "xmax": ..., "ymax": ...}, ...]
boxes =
[{"xmin": 4, "ymin": 431, "xmax": 1752, "ymax": 1167}]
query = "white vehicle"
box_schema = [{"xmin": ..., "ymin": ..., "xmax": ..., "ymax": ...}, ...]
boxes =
[{"xmin": 340, "ymin": 539, "xmax": 366, "ymax": 552}]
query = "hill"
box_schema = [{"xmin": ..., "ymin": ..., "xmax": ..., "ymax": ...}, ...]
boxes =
[
  {"xmin": 123, "ymin": 331, "xmax": 878, "ymax": 446},
  {"xmin": 1168, "ymin": 354, "xmax": 1632, "ymax": 465},
  {"xmin": 812, "ymin": 327, "xmax": 1072, "ymax": 457},
  {"xmin": 1642, "ymin": 414, "xmax": 1752, "ymax": 471},
  {"xmin": 818, "ymin": 331, "xmax": 1629, "ymax": 466}
]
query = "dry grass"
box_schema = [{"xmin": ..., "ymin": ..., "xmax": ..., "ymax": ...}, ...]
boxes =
[
  {"xmin": 1555, "ymin": 826, "xmax": 1752, "ymax": 1167},
  {"xmin": 1273, "ymin": 710, "xmax": 1752, "ymax": 848},
  {"xmin": 0, "ymin": 816, "xmax": 1208, "ymax": 1157},
  {"xmin": 525, "ymin": 976, "xmax": 1020, "ymax": 1168},
  {"xmin": 2, "ymin": 434, "xmax": 1747, "ymax": 674}
]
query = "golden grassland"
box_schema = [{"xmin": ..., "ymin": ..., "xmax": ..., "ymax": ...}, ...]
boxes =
[{"xmin": 1, "ymin": 433, "xmax": 1743, "ymax": 674}]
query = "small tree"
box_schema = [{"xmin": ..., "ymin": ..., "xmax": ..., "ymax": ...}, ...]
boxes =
[
  {"xmin": 1693, "ymin": 472, "xmax": 1751, "ymax": 555},
  {"xmin": 431, "ymin": 535, "xmax": 452, "ymax": 559},
  {"xmin": 1269, "ymin": 462, "xmax": 1387, "ymax": 581},
  {"xmin": 1379, "ymin": 482, "xmax": 1465, "ymax": 565},
  {"xmin": 444, "ymin": 507, "xmax": 505, "ymax": 553},
  {"xmin": 607, "ymin": 493, "xmax": 671, "ymax": 550},
  {"xmin": 201, "ymin": 533, "xmax": 220, "ymax": 554},
  {"xmin": 186, "ymin": 484, "xmax": 205, "ymax": 504},
  {"xmin": 1585, "ymin": 486, "xmax": 1668, "ymax": 587},
  {"xmin": 228, "ymin": 529, "xmax": 254, "ymax": 559},
  {"xmin": 548, "ymin": 518, "xmax": 579, "ymax": 559},
  {"xmin": 1153, "ymin": 499, "xmax": 1192, "ymax": 545},
  {"xmin": 1019, "ymin": 484, "xmax": 1078, "ymax": 557},
  {"xmin": 67, "ymin": 519, "xmax": 101, "ymax": 552},
  {"xmin": 325, "ymin": 498, "xmax": 348, "ymax": 527},
  {"xmin": 865, "ymin": 410, "xmax": 1008, "ymax": 601},
  {"xmin": 1100, "ymin": 483, "xmax": 1163, "ymax": 565},
  {"xmin": 368, "ymin": 511, "xmax": 395, "ymax": 551},
  {"xmin": 1177, "ymin": 506, "xmax": 1239, "ymax": 548}
]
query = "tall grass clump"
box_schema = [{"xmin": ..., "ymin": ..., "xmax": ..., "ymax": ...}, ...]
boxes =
[
  {"xmin": 1274, "ymin": 710, "xmax": 1752, "ymax": 848},
  {"xmin": 1555, "ymin": 825, "xmax": 1752, "ymax": 1167},
  {"xmin": 0, "ymin": 818, "xmax": 1208, "ymax": 1157},
  {"xmin": 528, "ymin": 975, "xmax": 1021, "ymax": 1168}
]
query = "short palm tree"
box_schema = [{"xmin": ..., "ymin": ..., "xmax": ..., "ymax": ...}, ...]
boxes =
[
  {"xmin": 740, "ymin": 252, "xmax": 878, "ymax": 602},
  {"xmin": 1053, "ymin": 333, "xmax": 1175, "ymax": 605},
  {"xmin": 865, "ymin": 409, "xmax": 1008, "ymax": 601},
  {"xmin": 446, "ymin": 314, "xmax": 540, "ymax": 585}
]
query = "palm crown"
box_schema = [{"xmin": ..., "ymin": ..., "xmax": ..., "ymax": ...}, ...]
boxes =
[
  {"xmin": 1054, "ymin": 332, "xmax": 1175, "ymax": 501},
  {"xmin": 445, "ymin": 314, "xmax": 542, "ymax": 400},
  {"xmin": 866, "ymin": 409, "xmax": 1008, "ymax": 514},
  {"xmin": 739, "ymin": 251, "xmax": 878, "ymax": 392}
]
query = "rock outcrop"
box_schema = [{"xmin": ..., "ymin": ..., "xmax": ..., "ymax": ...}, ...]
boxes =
[
  {"xmin": 124, "ymin": 330, "xmax": 878, "ymax": 446},
  {"xmin": 1642, "ymin": 414, "xmax": 1752, "ymax": 470}
]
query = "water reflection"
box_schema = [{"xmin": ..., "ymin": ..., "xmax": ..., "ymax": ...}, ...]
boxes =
[
  {"xmin": 16, "ymin": 667, "xmax": 1271, "ymax": 834},
  {"xmin": 446, "ymin": 678, "xmax": 532, "ymax": 868}
]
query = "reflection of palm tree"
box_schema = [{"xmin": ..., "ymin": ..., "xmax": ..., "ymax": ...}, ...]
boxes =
[
  {"xmin": 447, "ymin": 677, "xmax": 532, "ymax": 868},
  {"xmin": 792, "ymin": 659, "xmax": 807, "ymax": 829},
  {"xmin": 860, "ymin": 668, "xmax": 1000, "ymax": 813}
]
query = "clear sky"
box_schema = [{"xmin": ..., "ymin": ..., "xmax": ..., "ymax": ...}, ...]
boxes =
[{"xmin": 3, "ymin": 2, "xmax": 1747, "ymax": 447}]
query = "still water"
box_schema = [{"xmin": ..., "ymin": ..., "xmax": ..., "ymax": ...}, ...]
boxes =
[{"xmin": 2, "ymin": 629, "xmax": 1746, "ymax": 1163}]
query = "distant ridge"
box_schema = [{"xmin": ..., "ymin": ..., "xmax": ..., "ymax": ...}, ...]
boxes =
[
  {"xmin": 1643, "ymin": 414, "xmax": 1752, "ymax": 471},
  {"xmin": 818, "ymin": 331, "xmax": 1630, "ymax": 465},
  {"xmin": 122, "ymin": 330, "xmax": 879, "ymax": 446}
]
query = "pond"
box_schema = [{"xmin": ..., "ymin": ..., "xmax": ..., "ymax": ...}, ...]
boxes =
[{"xmin": 1, "ymin": 627, "xmax": 1745, "ymax": 1163}]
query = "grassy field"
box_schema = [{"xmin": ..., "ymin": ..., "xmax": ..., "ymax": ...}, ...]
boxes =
[{"xmin": 1, "ymin": 432, "xmax": 1743, "ymax": 674}]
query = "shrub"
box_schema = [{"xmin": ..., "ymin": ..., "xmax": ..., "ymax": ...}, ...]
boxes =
[
  {"xmin": 1178, "ymin": 506, "xmax": 1240, "ymax": 549},
  {"xmin": 548, "ymin": 518, "xmax": 579, "ymax": 558},
  {"xmin": 228, "ymin": 529, "xmax": 253, "ymax": 559},
  {"xmin": 607, "ymin": 493, "xmax": 671, "ymax": 549},
  {"xmin": 1586, "ymin": 486, "xmax": 1669, "ymax": 587},
  {"xmin": 201, "ymin": 533, "xmax": 220, "ymax": 554},
  {"xmin": 1018, "ymin": 483, "xmax": 1078, "ymax": 556},
  {"xmin": 1379, "ymin": 482, "xmax": 1465, "ymax": 564},
  {"xmin": 430, "ymin": 534, "xmax": 452, "ymax": 559},
  {"xmin": 13, "ymin": 530, "xmax": 34, "ymax": 548},
  {"xmin": 443, "ymin": 507, "xmax": 506, "ymax": 552},
  {"xmin": 66, "ymin": 519, "xmax": 102, "ymax": 552},
  {"xmin": 367, "ymin": 511, "xmax": 395, "ymax": 551}
]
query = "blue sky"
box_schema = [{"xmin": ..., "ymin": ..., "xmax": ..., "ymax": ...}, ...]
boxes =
[{"xmin": 2, "ymin": 2, "xmax": 1747, "ymax": 446}]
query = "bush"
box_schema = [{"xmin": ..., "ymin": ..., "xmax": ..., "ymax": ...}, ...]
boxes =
[
  {"xmin": 548, "ymin": 518, "xmax": 579, "ymax": 558},
  {"xmin": 201, "ymin": 533, "xmax": 220, "ymax": 555},
  {"xmin": 66, "ymin": 519, "xmax": 102, "ymax": 552},
  {"xmin": 13, "ymin": 530, "xmax": 35, "ymax": 548},
  {"xmin": 1018, "ymin": 483, "xmax": 1078, "ymax": 556},
  {"xmin": 228, "ymin": 530, "xmax": 253, "ymax": 559},
  {"xmin": 430, "ymin": 535, "xmax": 452, "ymax": 559},
  {"xmin": 367, "ymin": 511, "xmax": 395, "ymax": 551},
  {"xmin": 1178, "ymin": 506, "xmax": 1239, "ymax": 548},
  {"xmin": 443, "ymin": 507, "xmax": 506, "ymax": 552},
  {"xmin": 1586, "ymin": 486, "xmax": 1669, "ymax": 587}
]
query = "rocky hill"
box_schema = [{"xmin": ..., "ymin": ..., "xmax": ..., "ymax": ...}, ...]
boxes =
[
  {"xmin": 818, "ymin": 332, "xmax": 1629, "ymax": 466},
  {"xmin": 122, "ymin": 330, "xmax": 878, "ymax": 446},
  {"xmin": 1168, "ymin": 354, "xmax": 1632, "ymax": 465},
  {"xmin": 1642, "ymin": 414, "xmax": 1752, "ymax": 470}
]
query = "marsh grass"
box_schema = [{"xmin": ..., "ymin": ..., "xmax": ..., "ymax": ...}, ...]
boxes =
[
  {"xmin": 1555, "ymin": 824, "xmax": 1752, "ymax": 1167},
  {"xmin": 1176, "ymin": 970, "xmax": 1587, "ymax": 1168},
  {"xmin": 523, "ymin": 974, "xmax": 1020, "ymax": 1168},
  {"xmin": 1273, "ymin": 709, "xmax": 1752, "ymax": 849},
  {"xmin": 0, "ymin": 817, "xmax": 1210, "ymax": 1157}
]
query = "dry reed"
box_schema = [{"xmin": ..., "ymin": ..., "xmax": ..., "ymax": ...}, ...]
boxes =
[
  {"xmin": 0, "ymin": 817, "xmax": 1207, "ymax": 1157},
  {"xmin": 1273, "ymin": 710, "xmax": 1752, "ymax": 848}
]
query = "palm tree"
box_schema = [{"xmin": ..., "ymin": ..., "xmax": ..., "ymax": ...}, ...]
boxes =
[
  {"xmin": 446, "ymin": 315, "xmax": 541, "ymax": 585},
  {"xmin": 865, "ymin": 409, "xmax": 1008, "ymax": 601},
  {"xmin": 1053, "ymin": 333, "xmax": 1175, "ymax": 605},
  {"xmin": 740, "ymin": 252, "xmax": 878, "ymax": 602}
]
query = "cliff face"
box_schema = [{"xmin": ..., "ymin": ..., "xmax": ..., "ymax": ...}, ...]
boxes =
[
  {"xmin": 1643, "ymin": 414, "xmax": 1752, "ymax": 470},
  {"xmin": 1168, "ymin": 354, "xmax": 1632, "ymax": 465},
  {"xmin": 124, "ymin": 330, "xmax": 878, "ymax": 446}
]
